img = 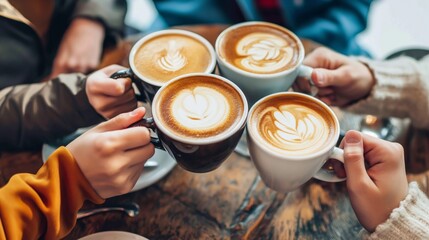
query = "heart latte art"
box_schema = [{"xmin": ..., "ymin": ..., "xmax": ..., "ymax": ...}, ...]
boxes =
[
  {"xmin": 157, "ymin": 76, "xmax": 244, "ymax": 139},
  {"xmin": 172, "ymin": 87, "xmax": 229, "ymax": 131},
  {"xmin": 235, "ymin": 33, "xmax": 295, "ymax": 73}
]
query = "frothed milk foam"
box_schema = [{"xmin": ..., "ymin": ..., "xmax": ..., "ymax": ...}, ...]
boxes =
[
  {"xmin": 250, "ymin": 95, "xmax": 337, "ymax": 155},
  {"xmin": 156, "ymin": 76, "xmax": 244, "ymax": 139},
  {"xmin": 218, "ymin": 24, "xmax": 300, "ymax": 74},
  {"xmin": 134, "ymin": 33, "xmax": 212, "ymax": 83}
]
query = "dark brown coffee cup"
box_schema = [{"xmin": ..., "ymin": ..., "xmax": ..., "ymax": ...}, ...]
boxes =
[{"xmin": 133, "ymin": 73, "xmax": 248, "ymax": 173}]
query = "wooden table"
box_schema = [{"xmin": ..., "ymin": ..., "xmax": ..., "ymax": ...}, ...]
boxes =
[{"xmin": 1, "ymin": 25, "xmax": 429, "ymax": 240}]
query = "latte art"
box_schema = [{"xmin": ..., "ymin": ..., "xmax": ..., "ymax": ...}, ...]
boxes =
[
  {"xmin": 157, "ymin": 40, "xmax": 187, "ymax": 72},
  {"xmin": 252, "ymin": 99, "xmax": 336, "ymax": 155},
  {"xmin": 217, "ymin": 23, "xmax": 301, "ymax": 74},
  {"xmin": 236, "ymin": 33, "xmax": 294, "ymax": 73},
  {"xmin": 172, "ymin": 87, "xmax": 229, "ymax": 130},
  {"xmin": 133, "ymin": 32, "xmax": 213, "ymax": 84},
  {"xmin": 156, "ymin": 75, "xmax": 244, "ymax": 140}
]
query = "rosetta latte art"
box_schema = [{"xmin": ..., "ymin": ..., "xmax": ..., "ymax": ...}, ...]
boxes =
[
  {"xmin": 260, "ymin": 105, "xmax": 329, "ymax": 153},
  {"xmin": 157, "ymin": 40, "xmax": 187, "ymax": 72},
  {"xmin": 236, "ymin": 33, "xmax": 294, "ymax": 73},
  {"xmin": 171, "ymin": 87, "xmax": 230, "ymax": 131}
]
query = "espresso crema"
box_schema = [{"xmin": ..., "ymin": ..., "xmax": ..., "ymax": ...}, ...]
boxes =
[
  {"xmin": 218, "ymin": 24, "xmax": 301, "ymax": 74},
  {"xmin": 250, "ymin": 96, "xmax": 337, "ymax": 155},
  {"xmin": 134, "ymin": 34, "xmax": 212, "ymax": 83},
  {"xmin": 156, "ymin": 75, "xmax": 244, "ymax": 140}
]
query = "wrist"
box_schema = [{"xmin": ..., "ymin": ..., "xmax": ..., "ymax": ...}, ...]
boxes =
[{"xmin": 70, "ymin": 17, "xmax": 105, "ymax": 41}]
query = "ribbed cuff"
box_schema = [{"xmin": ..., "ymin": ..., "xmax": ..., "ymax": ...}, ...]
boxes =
[
  {"xmin": 360, "ymin": 182, "xmax": 429, "ymax": 239},
  {"xmin": 345, "ymin": 56, "xmax": 429, "ymax": 128}
]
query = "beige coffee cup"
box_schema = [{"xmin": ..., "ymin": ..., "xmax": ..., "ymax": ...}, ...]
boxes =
[{"xmin": 247, "ymin": 92, "xmax": 345, "ymax": 192}]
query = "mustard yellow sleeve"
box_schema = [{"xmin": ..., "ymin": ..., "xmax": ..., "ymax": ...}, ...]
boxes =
[{"xmin": 0, "ymin": 147, "xmax": 104, "ymax": 240}]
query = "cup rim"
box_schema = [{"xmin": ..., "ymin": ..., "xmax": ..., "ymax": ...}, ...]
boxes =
[
  {"xmin": 152, "ymin": 73, "xmax": 249, "ymax": 145},
  {"xmin": 215, "ymin": 21, "xmax": 305, "ymax": 78},
  {"xmin": 247, "ymin": 92, "xmax": 340, "ymax": 160},
  {"xmin": 129, "ymin": 29, "xmax": 217, "ymax": 87}
]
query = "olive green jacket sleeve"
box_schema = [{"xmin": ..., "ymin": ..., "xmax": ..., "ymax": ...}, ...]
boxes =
[
  {"xmin": 72, "ymin": 0, "xmax": 127, "ymax": 48},
  {"xmin": 0, "ymin": 73, "xmax": 104, "ymax": 151}
]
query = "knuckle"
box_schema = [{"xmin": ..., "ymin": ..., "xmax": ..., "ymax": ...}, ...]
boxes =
[
  {"xmin": 392, "ymin": 142, "xmax": 404, "ymax": 154},
  {"xmin": 344, "ymin": 151, "xmax": 362, "ymax": 162},
  {"xmin": 94, "ymin": 136, "xmax": 116, "ymax": 156}
]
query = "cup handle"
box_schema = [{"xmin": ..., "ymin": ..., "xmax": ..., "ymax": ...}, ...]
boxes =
[
  {"xmin": 298, "ymin": 65, "xmax": 318, "ymax": 96},
  {"xmin": 129, "ymin": 117, "xmax": 164, "ymax": 150},
  {"xmin": 313, "ymin": 147, "xmax": 346, "ymax": 182},
  {"xmin": 110, "ymin": 69, "xmax": 146, "ymax": 102}
]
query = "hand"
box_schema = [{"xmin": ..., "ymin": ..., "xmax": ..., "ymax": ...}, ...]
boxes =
[
  {"xmin": 51, "ymin": 18, "xmax": 105, "ymax": 77},
  {"xmin": 66, "ymin": 107, "xmax": 155, "ymax": 198},
  {"xmin": 335, "ymin": 130, "xmax": 408, "ymax": 232},
  {"xmin": 293, "ymin": 47, "xmax": 375, "ymax": 107},
  {"xmin": 86, "ymin": 64, "xmax": 137, "ymax": 119}
]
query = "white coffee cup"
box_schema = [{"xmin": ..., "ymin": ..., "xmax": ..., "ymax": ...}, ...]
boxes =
[
  {"xmin": 215, "ymin": 21, "xmax": 314, "ymax": 106},
  {"xmin": 247, "ymin": 92, "xmax": 345, "ymax": 193}
]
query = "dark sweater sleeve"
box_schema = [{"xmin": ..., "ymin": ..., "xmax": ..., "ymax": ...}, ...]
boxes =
[{"xmin": 0, "ymin": 73, "xmax": 104, "ymax": 150}]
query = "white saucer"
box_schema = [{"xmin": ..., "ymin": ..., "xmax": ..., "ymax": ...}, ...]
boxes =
[
  {"xmin": 79, "ymin": 231, "xmax": 148, "ymax": 240},
  {"xmin": 42, "ymin": 129, "xmax": 176, "ymax": 192}
]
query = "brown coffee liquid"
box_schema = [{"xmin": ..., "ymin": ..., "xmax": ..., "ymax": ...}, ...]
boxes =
[
  {"xmin": 134, "ymin": 34, "xmax": 212, "ymax": 84},
  {"xmin": 156, "ymin": 75, "xmax": 244, "ymax": 140},
  {"xmin": 218, "ymin": 24, "xmax": 301, "ymax": 74},
  {"xmin": 250, "ymin": 94, "xmax": 337, "ymax": 155}
]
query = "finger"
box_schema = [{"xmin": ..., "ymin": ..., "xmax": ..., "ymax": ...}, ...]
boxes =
[
  {"xmin": 312, "ymin": 68, "xmax": 349, "ymax": 88},
  {"xmin": 359, "ymin": 133, "xmax": 396, "ymax": 166},
  {"xmin": 125, "ymin": 143, "xmax": 155, "ymax": 167},
  {"xmin": 316, "ymin": 87, "xmax": 334, "ymax": 97},
  {"xmin": 319, "ymin": 95, "xmax": 335, "ymax": 105},
  {"xmin": 294, "ymin": 77, "xmax": 312, "ymax": 94},
  {"xmin": 102, "ymin": 64, "xmax": 127, "ymax": 76},
  {"xmin": 304, "ymin": 47, "xmax": 349, "ymax": 68},
  {"xmin": 107, "ymin": 126, "xmax": 152, "ymax": 150},
  {"xmin": 94, "ymin": 89, "xmax": 137, "ymax": 113},
  {"xmin": 91, "ymin": 76, "xmax": 132, "ymax": 96},
  {"xmin": 343, "ymin": 131, "xmax": 373, "ymax": 187},
  {"xmin": 96, "ymin": 107, "xmax": 146, "ymax": 131}
]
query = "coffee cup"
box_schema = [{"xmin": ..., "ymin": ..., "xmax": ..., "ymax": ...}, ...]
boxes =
[
  {"xmin": 111, "ymin": 29, "xmax": 216, "ymax": 102},
  {"xmin": 216, "ymin": 22, "xmax": 314, "ymax": 157},
  {"xmin": 134, "ymin": 73, "xmax": 248, "ymax": 173},
  {"xmin": 215, "ymin": 21, "xmax": 314, "ymax": 106},
  {"xmin": 247, "ymin": 92, "xmax": 345, "ymax": 192}
]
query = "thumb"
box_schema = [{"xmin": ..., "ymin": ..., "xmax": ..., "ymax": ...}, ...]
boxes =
[
  {"xmin": 97, "ymin": 107, "xmax": 146, "ymax": 132},
  {"xmin": 343, "ymin": 131, "xmax": 372, "ymax": 186}
]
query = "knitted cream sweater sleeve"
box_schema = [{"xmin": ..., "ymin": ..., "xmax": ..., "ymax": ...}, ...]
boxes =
[
  {"xmin": 360, "ymin": 182, "xmax": 429, "ymax": 239},
  {"xmin": 346, "ymin": 55, "xmax": 429, "ymax": 129}
]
